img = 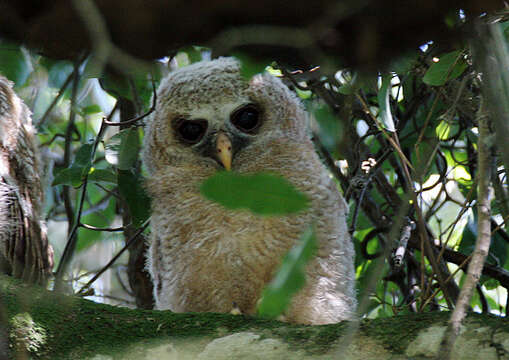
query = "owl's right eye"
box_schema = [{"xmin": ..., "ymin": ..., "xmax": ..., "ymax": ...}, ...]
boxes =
[{"xmin": 175, "ymin": 119, "xmax": 208, "ymax": 144}]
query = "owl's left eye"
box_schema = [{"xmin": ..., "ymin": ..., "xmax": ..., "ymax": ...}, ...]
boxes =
[{"xmin": 231, "ymin": 104, "xmax": 261, "ymax": 134}]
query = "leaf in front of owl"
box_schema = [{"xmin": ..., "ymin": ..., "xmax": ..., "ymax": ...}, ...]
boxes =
[
  {"xmin": 257, "ymin": 226, "xmax": 317, "ymax": 319},
  {"xmin": 105, "ymin": 128, "xmax": 141, "ymax": 170},
  {"xmin": 200, "ymin": 172, "xmax": 309, "ymax": 215}
]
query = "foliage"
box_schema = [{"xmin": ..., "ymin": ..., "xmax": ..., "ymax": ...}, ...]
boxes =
[
  {"xmin": 0, "ymin": 11, "xmax": 509, "ymax": 320},
  {"xmin": 201, "ymin": 172, "xmax": 309, "ymax": 215}
]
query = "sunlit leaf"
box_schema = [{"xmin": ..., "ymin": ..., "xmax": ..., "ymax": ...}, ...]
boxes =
[
  {"xmin": 257, "ymin": 226, "xmax": 317, "ymax": 318},
  {"xmin": 423, "ymin": 50, "xmax": 467, "ymax": 86},
  {"xmin": 436, "ymin": 119, "xmax": 451, "ymax": 140},
  {"xmin": 377, "ymin": 74, "xmax": 396, "ymax": 132},
  {"xmin": 200, "ymin": 172, "xmax": 309, "ymax": 215}
]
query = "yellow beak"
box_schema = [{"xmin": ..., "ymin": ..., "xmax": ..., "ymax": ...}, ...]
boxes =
[{"xmin": 216, "ymin": 132, "xmax": 232, "ymax": 171}]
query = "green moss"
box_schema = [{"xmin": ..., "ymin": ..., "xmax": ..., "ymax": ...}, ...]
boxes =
[
  {"xmin": 10, "ymin": 312, "xmax": 48, "ymax": 356},
  {"xmin": 1, "ymin": 274, "xmax": 508, "ymax": 359}
]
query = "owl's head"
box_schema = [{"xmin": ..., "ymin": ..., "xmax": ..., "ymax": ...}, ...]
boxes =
[{"xmin": 143, "ymin": 57, "xmax": 308, "ymax": 175}]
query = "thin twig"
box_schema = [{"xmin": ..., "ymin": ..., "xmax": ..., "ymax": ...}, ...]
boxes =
[
  {"xmin": 79, "ymin": 223, "xmax": 125, "ymax": 232},
  {"xmin": 103, "ymin": 79, "xmax": 156, "ymax": 126},
  {"xmin": 54, "ymin": 120, "xmax": 109, "ymax": 290}
]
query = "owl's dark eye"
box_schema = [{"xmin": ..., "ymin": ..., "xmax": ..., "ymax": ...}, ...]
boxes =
[
  {"xmin": 231, "ymin": 104, "xmax": 261, "ymax": 133},
  {"xmin": 175, "ymin": 119, "xmax": 208, "ymax": 144}
]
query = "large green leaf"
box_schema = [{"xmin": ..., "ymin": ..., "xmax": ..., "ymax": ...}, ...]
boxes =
[
  {"xmin": 0, "ymin": 41, "xmax": 31, "ymax": 85},
  {"xmin": 200, "ymin": 172, "xmax": 309, "ymax": 215},
  {"xmin": 257, "ymin": 226, "xmax": 317, "ymax": 318},
  {"xmin": 105, "ymin": 128, "xmax": 140, "ymax": 170},
  {"xmin": 118, "ymin": 169, "xmax": 151, "ymax": 227},
  {"xmin": 423, "ymin": 50, "xmax": 467, "ymax": 86},
  {"xmin": 52, "ymin": 143, "xmax": 94, "ymax": 187}
]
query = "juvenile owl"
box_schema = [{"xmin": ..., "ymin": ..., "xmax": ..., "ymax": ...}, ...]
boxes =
[{"xmin": 142, "ymin": 57, "xmax": 356, "ymax": 324}]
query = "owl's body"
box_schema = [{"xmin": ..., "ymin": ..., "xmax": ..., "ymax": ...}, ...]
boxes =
[{"xmin": 142, "ymin": 58, "xmax": 356, "ymax": 324}]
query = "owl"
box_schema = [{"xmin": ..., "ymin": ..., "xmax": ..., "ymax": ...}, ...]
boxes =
[{"xmin": 142, "ymin": 57, "xmax": 356, "ymax": 324}]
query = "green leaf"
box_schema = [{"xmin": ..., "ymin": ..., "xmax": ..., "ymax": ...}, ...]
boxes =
[
  {"xmin": 257, "ymin": 226, "xmax": 317, "ymax": 318},
  {"xmin": 377, "ymin": 74, "xmax": 396, "ymax": 132},
  {"xmin": 312, "ymin": 103, "xmax": 342, "ymax": 153},
  {"xmin": 87, "ymin": 168, "xmax": 117, "ymax": 184},
  {"xmin": 423, "ymin": 50, "xmax": 467, "ymax": 86},
  {"xmin": 52, "ymin": 143, "xmax": 94, "ymax": 187},
  {"xmin": 41, "ymin": 59, "xmax": 73, "ymax": 89},
  {"xmin": 390, "ymin": 52, "xmax": 418, "ymax": 74},
  {"xmin": 338, "ymin": 84, "xmax": 354, "ymax": 95},
  {"xmin": 0, "ymin": 41, "xmax": 31, "ymax": 86},
  {"xmin": 459, "ymin": 210, "xmax": 508, "ymax": 268},
  {"xmin": 82, "ymin": 104, "xmax": 102, "ymax": 115},
  {"xmin": 105, "ymin": 128, "xmax": 140, "ymax": 170},
  {"xmin": 52, "ymin": 167, "xmax": 84, "ymax": 187},
  {"xmin": 435, "ymin": 118, "xmax": 451, "ymax": 140},
  {"xmin": 233, "ymin": 54, "xmax": 268, "ymax": 80},
  {"xmin": 180, "ymin": 46, "xmax": 203, "ymax": 64},
  {"xmin": 483, "ymin": 279, "xmax": 500, "ymax": 290},
  {"xmin": 118, "ymin": 170, "xmax": 151, "ymax": 227},
  {"xmin": 200, "ymin": 172, "xmax": 309, "ymax": 215},
  {"xmin": 99, "ymin": 65, "xmax": 161, "ymax": 107},
  {"xmin": 74, "ymin": 143, "xmax": 94, "ymax": 167}
]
